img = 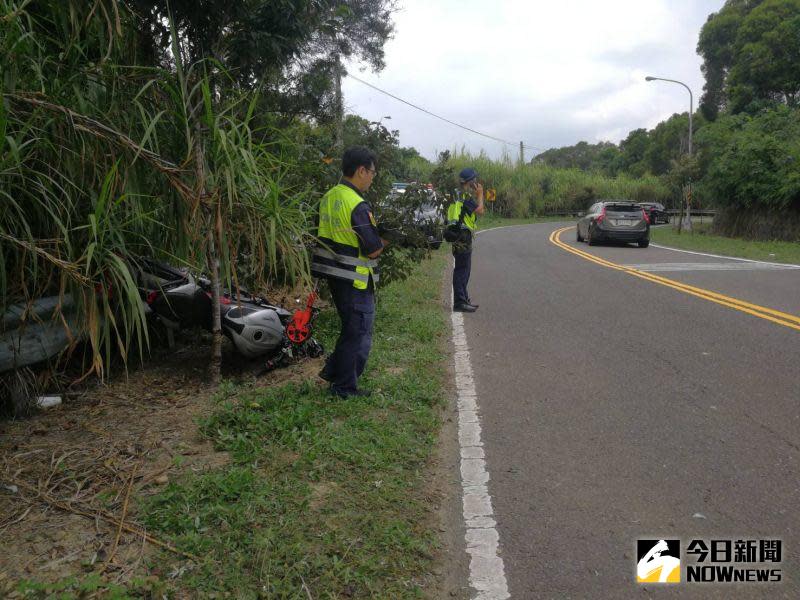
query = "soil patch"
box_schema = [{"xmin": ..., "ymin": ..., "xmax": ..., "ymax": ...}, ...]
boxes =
[{"xmin": 0, "ymin": 336, "xmax": 325, "ymax": 594}]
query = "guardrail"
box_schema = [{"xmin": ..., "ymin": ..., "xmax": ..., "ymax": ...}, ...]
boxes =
[
  {"xmin": 666, "ymin": 209, "xmax": 717, "ymax": 217},
  {"xmin": 541, "ymin": 208, "xmax": 717, "ymax": 218}
]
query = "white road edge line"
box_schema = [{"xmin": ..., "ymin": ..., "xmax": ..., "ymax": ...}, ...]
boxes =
[
  {"xmin": 650, "ymin": 242, "xmax": 800, "ymax": 268},
  {"xmin": 489, "ymin": 222, "xmax": 800, "ymax": 269},
  {"xmin": 452, "ymin": 255, "xmax": 510, "ymax": 600}
]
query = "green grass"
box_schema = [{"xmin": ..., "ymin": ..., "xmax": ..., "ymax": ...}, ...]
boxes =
[
  {"xmin": 134, "ymin": 251, "xmax": 452, "ymax": 598},
  {"xmin": 478, "ymin": 213, "xmax": 569, "ymax": 229},
  {"xmin": 651, "ymin": 223, "xmax": 800, "ymax": 264},
  {"xmin": 13, "ymin": 575, "xmax": 165, "ymax": 599}
]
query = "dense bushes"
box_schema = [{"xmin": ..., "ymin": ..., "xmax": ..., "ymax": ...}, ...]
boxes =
[
  {"xmin": 0, "ymin": 1, "xmax": 405, "ymax": 386},
  {"xmin": 695, "ymin": 105, "xmax": 800, "ymax": 240},
  {"xmin": 436, "ymin": 153, "xmax": 671, "ymax": 218},
  {"xmin": 697, "ymin": 106, "xmax": 800, "ymax": 210}
]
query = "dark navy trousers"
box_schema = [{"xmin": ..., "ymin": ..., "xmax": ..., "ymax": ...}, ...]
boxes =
[
  {"xmin": 324, "ymin": 278, "xmax": 375, "ymax": 394},
  {"xmin": 452, "ymin": 250, "xmax": 472, "ymax": 305}
]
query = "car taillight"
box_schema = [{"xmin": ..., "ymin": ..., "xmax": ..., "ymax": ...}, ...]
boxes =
[
  {"xmin": 642, "ymin": 209, "xmax": 650, "ymax": 224},
  {"xmin": 596, "ymin": 206, "xmax": 606, "ymax": 224}
]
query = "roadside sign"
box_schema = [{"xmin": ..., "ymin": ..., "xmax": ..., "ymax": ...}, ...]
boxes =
[{"xmin": 486, "ymin": 188, "xmax": 497, "ymax": 202}]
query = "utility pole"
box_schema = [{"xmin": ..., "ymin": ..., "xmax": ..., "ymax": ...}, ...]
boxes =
[
  {"xmin": 334, "ymin": 56, "xmax": 343, "ymax": 151},
  {"xmin": 519, "ymin": 141, "xmax": 524, "ymax": 166}
]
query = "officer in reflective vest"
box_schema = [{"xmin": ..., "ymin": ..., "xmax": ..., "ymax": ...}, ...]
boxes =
[
  {"xmin": 312, "ymin": 147, "xmax": 386, "ymax": 398},
  {"xmin": 447, "ymin": 167, "xmax": 485, "ymax": 312}
]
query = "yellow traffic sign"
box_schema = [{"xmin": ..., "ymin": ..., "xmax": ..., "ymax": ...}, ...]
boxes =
[{"xmin": 486, "ymin": 188, "xmax": 497, "ymax": 202}]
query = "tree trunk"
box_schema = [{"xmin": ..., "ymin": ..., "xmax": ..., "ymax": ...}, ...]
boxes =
[
  {"xmin": 206, "ymin": 217, "xmax": 223, "ymax": 384},
  {"xmin": 193, "ymin": 124, "xmax": 223, "ymax": 384},
  {"xmin": 682, "ymin": 183, "xmax": 693, "ymax": 233}
]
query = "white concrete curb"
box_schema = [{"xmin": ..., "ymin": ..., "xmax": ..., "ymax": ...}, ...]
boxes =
[{"xmin": 451, "ymin": 272, "xmax": 510, "ymax": 599}]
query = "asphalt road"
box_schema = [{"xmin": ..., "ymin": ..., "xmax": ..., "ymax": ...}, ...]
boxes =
[{"xmin": 457, "ymin": 222, "xmax": 800, "ymax": 598}]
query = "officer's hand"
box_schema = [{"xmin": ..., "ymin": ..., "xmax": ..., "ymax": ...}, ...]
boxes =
[{"xmin": 474, "ymin": 182, "xmax": 484, "ymax": 200}]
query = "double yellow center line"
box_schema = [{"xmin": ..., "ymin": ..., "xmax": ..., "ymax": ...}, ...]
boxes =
[{"xmin": 549, "ymin": 226, "xmax": 800, "ymax": 332}]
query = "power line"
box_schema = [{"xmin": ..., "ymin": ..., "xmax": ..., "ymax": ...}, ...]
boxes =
[{"xmin": 346, "ymin": 73, "xmax": 546, "ymax": 154}]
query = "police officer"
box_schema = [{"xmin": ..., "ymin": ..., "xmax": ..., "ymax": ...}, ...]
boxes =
[
  {"xmin": 312, "ymin": 147, "xmax": 386, "ymax": 398},
  {"xmin": 447, "ymin": 167, "xmax": 485, "ymax": 312}
]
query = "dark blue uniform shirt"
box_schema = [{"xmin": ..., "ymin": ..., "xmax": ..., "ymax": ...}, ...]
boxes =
[
  {"xmin": 341, "ymin": 180, "xmax": 382, "ymax": 256},
  {"xmin": 461, "ymin": 197, "xmax": 478, "ymax": 217}
]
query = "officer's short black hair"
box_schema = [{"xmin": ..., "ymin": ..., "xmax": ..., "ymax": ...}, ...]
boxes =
[{"xmin": 342, "ymin": 146, "xmax": 377, "ymax": 177}]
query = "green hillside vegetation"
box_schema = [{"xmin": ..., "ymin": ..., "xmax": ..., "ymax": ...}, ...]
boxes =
[
  {"xmin": 435, "ymin": 151, "xmax": 670, "ymax": 218},
  {"xmin": 529, "ymin": 0, "xmax": 800, "ymax": 241}
]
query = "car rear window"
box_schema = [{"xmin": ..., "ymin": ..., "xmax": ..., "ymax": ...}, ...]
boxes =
[{"xmin": 606, "ymin": 204, "xmax": 640, "ymax": 213}]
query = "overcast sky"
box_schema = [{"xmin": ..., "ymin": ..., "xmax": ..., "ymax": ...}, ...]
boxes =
[{"xmin": 342, "ymin": 0, "xmax": 727, "ymax": 161}]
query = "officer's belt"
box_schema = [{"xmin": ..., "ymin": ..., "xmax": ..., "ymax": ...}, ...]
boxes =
[
  {"xmin": 313, "ymin": 247, "xmax": 378, "ymax": 268},
  {"xmin": 311, "ymin": 263, "xmax": 378, "ymax": 284},
  {"xmin": 447, "ymin": 220, "xmax": 472, "ymax": 230}
]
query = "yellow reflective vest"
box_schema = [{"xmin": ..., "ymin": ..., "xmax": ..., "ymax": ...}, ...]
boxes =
[
  {"xmin": 447, "ymin": 193, "xmax": 477, "ymax": 231},
  {"xmin": 311, "ymin": 184, "xmax": 379, "ymax": 290}
]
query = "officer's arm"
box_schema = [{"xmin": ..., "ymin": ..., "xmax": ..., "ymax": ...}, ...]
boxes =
[
  {"xmin": 352, "ymin": 203, "xmax": 384, "ymax": 259},
  {"xmin": 474, "ymin": 183, "xmax": 486, "ymax": 216}
]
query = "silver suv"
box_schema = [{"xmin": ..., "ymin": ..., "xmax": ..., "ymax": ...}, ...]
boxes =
[{"xmin": 576, "ymin": 201, "xmax": 650, "ymax": 248}]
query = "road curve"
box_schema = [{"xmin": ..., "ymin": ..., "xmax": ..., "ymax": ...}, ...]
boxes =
[{"xmin": 453, "ymin": 222, "xmax": 799, "ymax": 598}]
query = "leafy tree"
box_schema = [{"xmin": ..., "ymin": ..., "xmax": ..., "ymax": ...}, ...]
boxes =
[
  {"xmin": 697, "ymin": 0, "xmax": 799, "ymax": 118},
  {"xmin": 616, "ymin": 128, "xmax": 650, "ymax": 177},
  {"xmin": 728, "ymin": 0, "xmax": 800, "ymax": 112},
  {"xmin": 126, "ymin": 1, "xmax": 394, "ymax": 119},
  {"xmin": 394, "ymin": 147, "xmax": 434, "ymax": 182},
  {"xmin": 596, "ymin": 145, "xmax": 623, "ymax": 177},
  {"xmin": 696, "ymin": 0, "xmax": 753, "ymax": 119},
  {"xmin": 533, "ymin": 141, "xmax": 619, "ymax": 174},
  {"xmin": 643, "ymin": 112, "xmax": 704, "ymax": 175},
  {"xmin": 695, "ymin": 105, "xmax": 800, "ymax": 212}
]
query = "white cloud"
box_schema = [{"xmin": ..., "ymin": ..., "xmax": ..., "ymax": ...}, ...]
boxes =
[{"xmin": 342, "ymin": 0, "xmax": 727, "ymax": 159}]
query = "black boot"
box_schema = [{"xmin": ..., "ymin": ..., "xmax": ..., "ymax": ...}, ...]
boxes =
[{"xmin": 453, "ymin": 302, "xmax": 478, "ymax": 313}]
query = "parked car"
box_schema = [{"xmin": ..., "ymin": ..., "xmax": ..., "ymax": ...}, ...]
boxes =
[
  {"xmin": 390, "ymin": 182, "xmax": 409, "ymax": 197},
  {"xmin": 576, "ymin": 201, "xmax": 650, "ymax": 247},
  {"xmin": 638, "ymin": 201, "xmax": 669, "ymax": 225},
  {"xmin": 380, "ymin": 185, "xmax": 443, "ymax": 250},
  {"xmin": 414, "ymin": 197, "xmax": 444, "ymax": 250}
]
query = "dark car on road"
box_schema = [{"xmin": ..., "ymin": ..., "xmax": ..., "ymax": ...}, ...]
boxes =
[
  {"xmin": 638, "ymin": 201, "xmax": 669, "ymax": 225},
  {"xmin": 576, "ymin": 201, "xmax": 650, "ymax": 248},
  {"xmin": 381, "ymin": 185, "xmax": 444, "ymax": 250},
  {"xmin": 414, "ymin": 196, "xmax": 444, "ymax": 250}
]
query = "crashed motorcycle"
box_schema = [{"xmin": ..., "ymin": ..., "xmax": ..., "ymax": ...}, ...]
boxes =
[{"xmin": 135, "ymin": 258, "xmax": 323, "ymax": 372}]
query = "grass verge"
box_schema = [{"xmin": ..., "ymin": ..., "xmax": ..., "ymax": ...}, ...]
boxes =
[
  {"xmin": 650, "ymin": 223, "xmax": 800, "ymax": 265},
  {"xmin": 479, "ymin": 214, "xmax": 569, "ymax": 229},
  {"xmin": 11, "ymin": 217, "xmax": 534, "ymax": 598},
  {"xmin": 134, "ymin": 251, "xmax": 451, "ymax": 598}
]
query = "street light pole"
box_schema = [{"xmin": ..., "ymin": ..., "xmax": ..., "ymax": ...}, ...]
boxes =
[{"xmin": 645, "ymin": 76, "xmax": 694, "ymax": 231}]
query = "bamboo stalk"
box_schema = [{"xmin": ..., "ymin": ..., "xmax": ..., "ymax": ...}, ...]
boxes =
[
  {"xmin": 100, "ymin": 461, "xmax": 139, "ymax": 573},
  {"xmin": 9, "ymin": 478, "xmax": 202, "ymax": 563}
]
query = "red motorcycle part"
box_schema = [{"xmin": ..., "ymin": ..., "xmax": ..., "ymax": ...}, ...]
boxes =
[{"xmin": 286, "ymin": 291, "xmax": 317, "ymax": 344}]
